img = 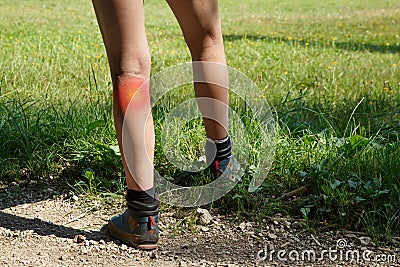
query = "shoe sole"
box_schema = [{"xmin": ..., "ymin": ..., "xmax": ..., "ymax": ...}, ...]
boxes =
[{"xmin": 108, "ymin": 220, "xmax": 158, "ymax": 250}]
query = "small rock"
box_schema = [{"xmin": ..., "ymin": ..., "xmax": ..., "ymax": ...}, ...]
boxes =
[
  {"xmin": 359, "ymin": 237, "xmax": 371, "ymax": 246},
  {"xmin": 72, "ymin": 195, "xmax": 79, "ymax": 202},
  {"xmin": 149, "ymin": 251, "xmax": 158, "ymax": 259},
  {"xmin": 291, "ymin": 221, "xmax": 303, "ymax": 230},
  {"xmin": 239, "ymin": 222, "xmax": 246, "ymax": 231},
  {"xmin": 73, "ymin": 234, "xmax": 86, "ymax": 244},
  {"xmin": 110, "ymin": 246, "xmax": 119, "ymax": 252},
  {"xmin": 273, "ymin": 220, "xmax": 279, "ymax": 225},
  {"xmin": 267, "ymin": 233, "xmax": 278, "ymax": 239},
  {"xmin": 19, "ymin": 259, "xmax": 30, "ymax": 265},
  {"xmin": 200, "ymin": 226, "xmax": 209, "ymax": 232},
  {"xmin": 99, "ymin": 239, "xmax": 106, "ymax": 245},
  {"xmin": 89, "ymin": 240, "xmax": 98, "ymax": 246},
  {"xmin": 120, "ymin": 244, "xmax": 128, "ymax": 251},
  {"xmin": 197, "ymin": 208, "xmax": 213, "ymax": 225}
]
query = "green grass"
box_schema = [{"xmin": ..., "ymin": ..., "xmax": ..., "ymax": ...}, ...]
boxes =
[{"xmin": 1, "ymin": 0, "xmax": 399, "ymax": 244}]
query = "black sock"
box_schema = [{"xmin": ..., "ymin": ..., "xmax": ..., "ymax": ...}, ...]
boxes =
[
  {"xmin": 206, "ymin": 136, "xmax": 232, "ymax": 162},
  {"xmin": 126, "ymin": 187, "xmax": 155, "ymax": 204}
]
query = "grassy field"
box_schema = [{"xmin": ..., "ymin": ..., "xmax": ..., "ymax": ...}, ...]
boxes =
[{"xmin": 1, "ymin": 0, "xmax": 399, "ymax": 243}]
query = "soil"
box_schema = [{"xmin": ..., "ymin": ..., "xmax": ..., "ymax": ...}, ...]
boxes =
[{"xmin": 0, "ymin": 181, "xmax": 398, "ymax": 267}]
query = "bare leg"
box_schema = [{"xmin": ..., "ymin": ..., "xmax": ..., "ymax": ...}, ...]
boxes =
[
  {"xmin": 166, "ymin": 0, "xmax": 229, "ymax": 140},
  {"xmin": 92, "ymin": 0, "xmax": 154, "ymax": 191}
]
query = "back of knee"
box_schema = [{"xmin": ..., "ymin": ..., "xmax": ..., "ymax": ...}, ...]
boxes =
[{"xmin": 190, "ymin": 33, "xmax": 224, "ymax": 61}]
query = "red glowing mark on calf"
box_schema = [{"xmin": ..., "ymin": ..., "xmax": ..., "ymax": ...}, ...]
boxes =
[{"xmin": 116, "ymin": 78, "xmax": 150, "ymax": 114}]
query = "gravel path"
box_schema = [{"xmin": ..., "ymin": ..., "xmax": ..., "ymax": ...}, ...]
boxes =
[{"xmin": 0, "ymin": 182, "xmax": 398, "ymax": 266}]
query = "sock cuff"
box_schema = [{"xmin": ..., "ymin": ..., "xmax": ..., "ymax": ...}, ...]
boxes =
[
  {"xmin": 126, "ymin": 187, "xmax": 155, "ymax": 204},
  {"xmin": 206, "ymin": 136, "xmax": 232, "ymax": 161},
  {"xmin": 213, "ymin": 135, "xmax": 229, "ymax": 144}
]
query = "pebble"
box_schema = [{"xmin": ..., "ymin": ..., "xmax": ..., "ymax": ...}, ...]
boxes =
[
  {"xmin": 149, "ymin": 251, "xmax": 158, "ymax": 259},
  {"xmin": 89, "ymin": 240, "xmax": 98, "ymax": 246},
  {"xmin": 200, "ymin": 226, "xmax": 209, "ymax": 232},
  {"xmin": 19, "ymin": 259, "xmax": 30, "ymax": 264},
  {"xmin": 73, "ymin": 234, "xmax": 86, "ymax": 244},
  {"xmin": 267, "ymin": 233, "xmax": 278, "ymax": 239},
  {"xmin": 290, "ymin": 221, "xmax": 303, "ymax": 229},
  {"xmin": 359, "ymin": 237, "xmax": 371, "ymax": 246},
  {"xmin": 197, "ymin": 208, "xmax": 213, "ymax": 225}
]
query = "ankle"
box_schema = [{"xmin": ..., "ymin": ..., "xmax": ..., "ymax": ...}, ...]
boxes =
[
  {"xmin": 205, "ymin": 135, "xmax": 232, "ymax": 163},
  {"xmin": 126, "ymin": 187, "xmax": 156, "ymax": 204}
]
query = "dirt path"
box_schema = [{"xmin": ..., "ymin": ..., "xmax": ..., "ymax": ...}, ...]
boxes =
[{"xmin": 0, "ymin": 182, "xmax": 398, "ymax": 266}]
